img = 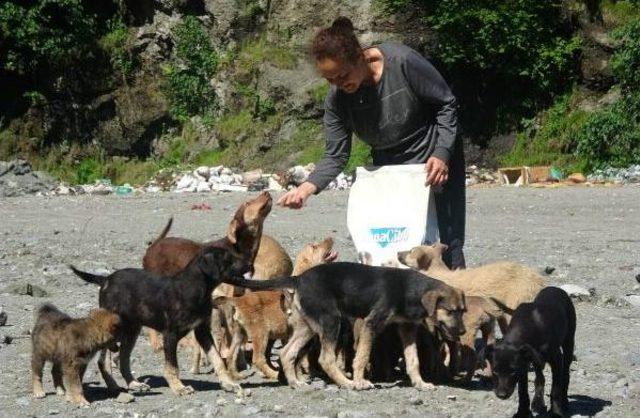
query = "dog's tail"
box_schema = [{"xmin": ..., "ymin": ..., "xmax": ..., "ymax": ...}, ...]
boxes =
[
  {"xmin": 147, "ymin": 217, "xmax": 173, "ymax": 247},
  {"xmin": 488, "ymin": 297, "xmax": 516, "ymax": 316},
  {"xmin": 69, "ymin": 265, "xmax": 106, "ymax": 286},
  {"xmin": 36, "ymin": 303, "xmax": 60, "ymax": 317},
  {"xmin": 221, "ymin": 275, "xmax": 298, "ymax": 291}
]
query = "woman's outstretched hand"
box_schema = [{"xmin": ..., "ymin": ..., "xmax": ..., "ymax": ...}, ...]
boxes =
[
  {"xmin": 276, "ymin": 182, "xmax": 318, "ymax": 209},
  {"xmin": 425, "ymin": 156, "xmax": 449, "ymax": 187}
]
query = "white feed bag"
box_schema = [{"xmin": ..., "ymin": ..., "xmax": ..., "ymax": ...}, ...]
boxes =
[{"xmin": 347, "ymin": 164, "xmax": 439, "ymax": 267}]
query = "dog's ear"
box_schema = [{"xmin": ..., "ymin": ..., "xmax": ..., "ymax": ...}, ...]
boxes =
[
  {"xmin": 415, "ymin": 249, "xmax": 432, "ymax": 270},
  {"xmin": 226, "ymin": 218, "xmax": 241, "ymax": 244},
  {"xmin": 421, "ymin": 289, "xmax": 443, "ymax": 317},
  {"xmin": 519, "ymin": 344, "xmax": 544, "ymax": 366},
  {"xmin": 433, "ymin": 242, "xmax": 448, "ymax": 254}
]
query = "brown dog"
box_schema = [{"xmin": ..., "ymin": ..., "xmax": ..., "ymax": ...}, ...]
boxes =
[
  {"xmin": 454, "ymin": 295, "xmax": 502, "ymax": 383},
  {"xmin": 143, "ymin": 191, "xmax": 273, "ymax": 357},
  {"xmin": 214, "ymin": 237, "xmax": 338, "ymax": 379},
  {"xmin": 31, "ymin": 304, "xmax": 120, "ymax": 405},
  {"xmin": 398, "ymin": 243, "xmax": 544, "ymax": 331}
]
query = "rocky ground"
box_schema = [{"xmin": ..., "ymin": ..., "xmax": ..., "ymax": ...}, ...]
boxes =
[{"xmin": 0, "ymin": 186, "xmax": 639, "ymax": 418}]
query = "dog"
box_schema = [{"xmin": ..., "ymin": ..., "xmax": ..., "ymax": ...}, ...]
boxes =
[
  {"xmin": 71, "ymin": 246, "xmax": 250, "ymax": 396},
  {"xmin": 454, "ymin": 295, "xmax": 502, "ymax": 383},
  {"xmin": 31, "ymin": 304, "xmax": 121, "ymax": 405},
  {"xmin": 486, "ymin": 287, "xmax": 576, "ymax": 418},
  {"xmin": 398, "ymin": 243, "xmax": 544, "ymax": 331},
  {"xmin": 213, "ymin": 237, "xmax": 339, "ymax": 380},
  {"xmin": 218, "ymin": 262, "xmax": 466, "ymax": 390},
  {"xmin": 142, "ymin": 192, "xmax": 272, "ymax": 359}
]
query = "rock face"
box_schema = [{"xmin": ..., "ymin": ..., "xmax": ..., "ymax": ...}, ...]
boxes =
[{"xmin": 0, "ymin": 160, "xmax": 57, "ymax": 197}]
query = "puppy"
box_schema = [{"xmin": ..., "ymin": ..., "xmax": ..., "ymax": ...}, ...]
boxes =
[
  {"xmin": 213, "ymin": 237, "xmax": 338, "ymax": 380},
  {"xmin": 398, "ymin": 243, "xmax": 544, "ymax": 331},
  {"xmin": 486, "ymin": 287, "xmax": 576, "ymax": 418},
  {"xmin": 455, "ymin": 296, "xmax": 502, "ymax": 383},
  {"xmin": 71, "ymin": 246, "xmax": 250, "ymax": 396},
  {"xmin": 219, "ymin": 262, "xmax": 466, "ymax": 390},
  {"xmin": 31, "ymin": 304, "xmax": 120, "ymax": 405},
  {"xmin": 143, "ymin": 192, "xmax": 273, "ymax": 360}
]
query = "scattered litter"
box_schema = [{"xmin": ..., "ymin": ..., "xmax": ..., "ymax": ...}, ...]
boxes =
[
  {"xmin": 8, "ymin": 283, "xmax": 48, "ymax": 298},
  {"xmin": 115, "ymin": 184, "xmax": 133, "ymax": 196},
  {"xmin": 447, "ymin": 395, "xmax": 457, "ymax": 401},
  {"xmin": 191, "ymin": 202, "xmax": 212, "ymax": 211},
  {"xmin": 559, "ymin": 284, "xmax": 592, "ymax": 300},
  {"xmin": 544, "ymin": 266, "xmax": 556, "ymax": 275}
]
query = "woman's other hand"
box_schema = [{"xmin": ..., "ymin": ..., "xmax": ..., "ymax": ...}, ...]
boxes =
[
  {"xmin": 276, "ymin": 182, "xmax": 318, "ymax": 209},
  {"xmin": 425, "ymin": 156, "xmax": 449, "ymax": 187}
]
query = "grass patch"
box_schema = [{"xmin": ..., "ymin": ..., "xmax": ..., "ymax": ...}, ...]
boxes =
[
  {"xmin": 603, "ymin": 0, "xmax": 640, "ymax": 28},
  {"xmin": 500, "ymin": 92, "xmax": 591, "ymax": 173},
  {"xmin": 309, "ymin": 82, "xmax": 329, "ymax": 104},
  {"xmin": 236, "ymin": 36, "xmax": 297, "ymax": 74},
  {"xmin": 345, "ymin": 139, "xmax": 373, "ymax": 173}
]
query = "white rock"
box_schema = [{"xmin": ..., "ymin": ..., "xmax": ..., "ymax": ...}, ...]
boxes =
[
  {"xmin": 212, "ymin": 184, "xmax": 248, "ymax": 193},
  {"xmin": 208, "ymin": 174, "xmax": 221, "ymax": 184},
  {"xmin": 624, "ymin": 294, "xmax": 640, "ymax": 308},
  {"xmin": 196, "ymin": 181, "xmax": 212, "ymax": 193},
  {"xmin": 195, "ymin": 166, "xmax": 211, "ymax": 180},
  {"xmin": 268, "ymin": 177, "xmax": 284, "ymax": 191},
  {"xmin": 209, "ymin": 166, "xmax": 223, "ymax": 176},
  {"xmin": 176, "ymin": 174, "xmax": 196, "ymax": 191},
  {"xmin": 289, "ymin": 165, "xmax": 310, "ymax": 185},
  {"xmin": 221, "ymin": 167, "xmax": 233, "ymax": 176},
  {"xmin": 559, "ymin": 284, "xmax": 591, "ymax": 297},
  {"xmin": 146, "ymin": 185, "xmax": 161, "ymax": 193},
  {"xmin": 232, "ymin": 174, "xmax": 243, "ymax": 185},
  {"xmin": 219, "ymin": 174, "xmax": 233, "ymax": 185}
]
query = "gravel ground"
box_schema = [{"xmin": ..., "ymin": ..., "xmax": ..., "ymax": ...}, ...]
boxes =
[{"xmin": 0, "ymin": 186, "xmax": 639, "ymax": 418}]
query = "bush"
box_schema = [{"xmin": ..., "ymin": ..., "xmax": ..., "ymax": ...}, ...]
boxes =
[
  {"xmin": 163, "ymin": 16, "xmax": 218, "ymax": 121},
  {"xmin": 611, "ymin": 19, "xmax": 640, "ymax": 92},
  {"xmin": 0, "ymin": 0, "xmax": 98, "ymax": 75},
  {"xmin": 100, "ymin": 17, "xmax": 136, "ymax": 79},
  {"xmin": 379, "ymin": 0, "xmax": 581, "ymax": 132}
]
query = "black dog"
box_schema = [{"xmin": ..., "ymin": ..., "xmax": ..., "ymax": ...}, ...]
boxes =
[
  {"xmin": 70, "ymin": 246, "xmax": 250, "ymax": 396},
  {"xmin": 486, "ymin": 286, "xmax": 576, "ymax": 418},
  {"xmin": 220, "ymin": 262, "xmax": 467, "ymax": 390}
]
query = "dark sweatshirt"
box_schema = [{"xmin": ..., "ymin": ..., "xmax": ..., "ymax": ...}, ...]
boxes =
[{"xmin": 306, "ymin": 42, "xmax": 458, "ymax": 191}]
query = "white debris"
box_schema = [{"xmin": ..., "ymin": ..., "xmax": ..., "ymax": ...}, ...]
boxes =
[{"xmin": 559, "ymin": 284, "xmax": 592, "ymax": 298}]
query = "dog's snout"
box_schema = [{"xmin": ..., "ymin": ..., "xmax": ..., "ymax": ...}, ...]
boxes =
[{"xmin": 494, "ymin": 389, "xmax": 509, "ymax": 400}]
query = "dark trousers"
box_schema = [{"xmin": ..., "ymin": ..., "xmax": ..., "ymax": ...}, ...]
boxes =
[
  {"xmin": 434, "ymin": 137, "xmax": 466, "ymax": 269},
  {"xmin": 372, "ymin": 137, "xmax": 466, "ymax": 269}
]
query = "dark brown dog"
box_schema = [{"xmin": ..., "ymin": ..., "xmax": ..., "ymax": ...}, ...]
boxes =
[
  {"xmin": 71, "ymin": 246, "xmax": 250, "ymax": 396},
  {"xmin": 31, "ymin": 304, "xmax": 121, "ymax": 405},
  {"xmin": 143, "ymin": 191, "xmax": 272, "ymax": 357}
]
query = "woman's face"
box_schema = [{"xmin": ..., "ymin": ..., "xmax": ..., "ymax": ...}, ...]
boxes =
[{"xmin": 316, "ymin": 56, "xmax": 366, "ymax": 94}]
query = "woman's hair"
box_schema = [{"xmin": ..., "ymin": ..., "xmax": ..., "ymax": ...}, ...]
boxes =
[{"xmin": 311, "ymin": 17, "xmax": 362, "ymax": 64}]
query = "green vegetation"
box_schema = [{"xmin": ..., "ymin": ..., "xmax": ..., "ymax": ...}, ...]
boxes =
[
  {"xmin": 162, "ymin": 16, "xmax": 219, "ymax": 122},
  {"xmin": 602, "ymin": 0, "xmax": 640, "ymax": 27},
  {"xmin": 99, "ymin": 17, "xmax": 136, "ymax": 80},
  {"xmin": 236, "ymin": 36, "xmax": 298, "ymax": 75},
  {"xmin": 503, "ymin": 16, "xmax": 640, "ymax": 172},
  {"xmin": 0, "ymin": 0, "xmax": 97, "ymax": 75},
  {"xmin": 310, "ymin": 82, "xmax": 330, "ymax": 105}
]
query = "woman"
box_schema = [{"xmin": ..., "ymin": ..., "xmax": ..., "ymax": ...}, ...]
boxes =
[{"xmin": 278, "ymin": 17, "xmax": 466, "ymax": 269}]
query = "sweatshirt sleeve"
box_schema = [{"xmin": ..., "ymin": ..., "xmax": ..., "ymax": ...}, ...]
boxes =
[
  {"xmin": 403, "ymin": 50, "xmax": 458, "ymax": 163},
  {"xmin": 306, "ymin": 88, "xmax": 352, "ymax": 193}
]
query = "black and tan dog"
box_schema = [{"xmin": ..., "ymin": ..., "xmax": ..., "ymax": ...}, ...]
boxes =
[
  {"xmin": 70, "ymin": 246, "xmax": 250, "ymax": 396},
  {"xmin": 486, "ymin": 287, "xmax": 576, "ymax": 418},
  {"xmin": 219, "ymin": 262, "xmax": 466, "ymax": 390},
  {"xmin": 31, "ymin": 304, "xmax": 121, "ymax": 405}
]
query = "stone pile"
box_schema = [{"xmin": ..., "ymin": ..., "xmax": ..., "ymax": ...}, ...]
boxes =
[
  {"xmin": 0, "ymin": 160, "xmax": 57, "ymax": 197},
  {"xmin": 588, "ymin": 165, "xmax": 640, "ymax": 184},
  {"xmin": 465, "ymin": 165, "xmax": 500, "ymax": 186}
]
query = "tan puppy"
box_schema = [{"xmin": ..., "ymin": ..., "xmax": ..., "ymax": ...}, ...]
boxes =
[
  {"xmin": 397, "ymin": 243, "xmax": 544, "ymax": 331},
  {"xmin": 455, "ymin": 295, "xmax": 502, "ymax": 382},
  {"xmin": 214, "ymin": 237, "xmax": 338, "ymax": 379},
  {"xmin": 31, "ymin": 304, "xmax": 120, "ymax": 406}
]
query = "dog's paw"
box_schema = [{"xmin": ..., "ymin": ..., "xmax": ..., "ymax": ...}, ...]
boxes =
[
  {"xmin": 221, "ymin": 380, "xmax": 242, "ymax": 393},
  {"xmin": 175, "ymin": 385, "xmax": 195, "ymax": 396},
  {"xmin": 32, "ymin": 389, "xmax": 46, "ymax": 399},
  {"xmin": 127, "ymin": 380, "xmax": 150, "ymax": 392},
  {"xmin": 531, "ymin": 396, "xmax": 546, "ymax": 414},
  {"xmin": 353, "ymin": 379, "xmax": 375, "ymax": 390},
  {"xmin": 289, "ymin": 380, "xmax": 311, "ymax": 390},
  {"xmin": 66, "ymin": 395, "xmax": 90, "ymax": 407},
  {"xmin": 414, "ymin": 381, "xmax": 436, "ymax": 391},
  {"xmin": 55, "ymin": 386, "xmax": 66, "ymax": 396}
]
